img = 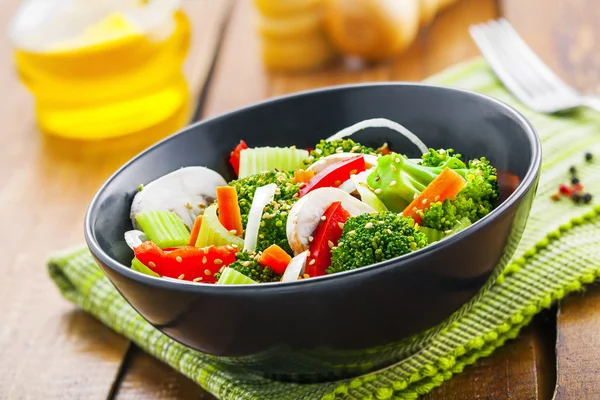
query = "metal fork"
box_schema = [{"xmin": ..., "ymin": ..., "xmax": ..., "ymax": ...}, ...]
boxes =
[{"xmin": 469, "ymin": 18, "xmax": 600, "ymax": 114}]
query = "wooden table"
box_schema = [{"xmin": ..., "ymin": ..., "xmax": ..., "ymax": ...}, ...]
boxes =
[{"xmin": 2, "ymin": 0, "xmax": 600, "ymax": 398}]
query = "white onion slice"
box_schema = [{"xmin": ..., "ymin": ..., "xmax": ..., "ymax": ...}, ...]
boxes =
[
  {"xmin": 125, "ymin": 230, "xmax": 148, "ymax": 250},
  {"xmin": 338, "ymin": 178, "xmax": 356, "ymax": 193},
  {"xmin": 281, "ymin": 251, "xmax": 309, "ymax": 283},
  {"xmin": 306, "ymin": 153, "xmax": 380, "ymax": 174},
  {"xmin": 350, "ymin": 170, "xmax": 388, "ymax": 212},
  {"xmin": 326, "ymin": 118, "xmax": 428, "ymax": 155},
  {"xmin": 243, "ymin": 184, "xmax": 277, "ymax": 253}
]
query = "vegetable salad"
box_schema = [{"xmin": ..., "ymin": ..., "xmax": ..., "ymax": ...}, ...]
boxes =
[{"xmin": 126, "ymin": 118, "xmax": 500, "ymax": 285}]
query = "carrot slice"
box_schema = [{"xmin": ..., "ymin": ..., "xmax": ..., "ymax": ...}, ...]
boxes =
[
  {"xmin": 216, "ymin": 186, "xmax": 244, "ymax": 237},
  {"xmin": 187, "ymin": 216, "xmax": 203, "ymax": 246},
  {"xmin": 292, "ymin": 169, "xmax": 315, "ymax": 184},
  {"xmin": 259, "ymin": 244, "xmax": 293, "ymax": 275},
  {"xmin": 402, "ymin": 167, "xmax": 466, "ymax": 224}
]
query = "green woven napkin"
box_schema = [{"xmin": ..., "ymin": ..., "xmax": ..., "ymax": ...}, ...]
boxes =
[{"xmin": 49, "ymin": 58, "xmax": 600, "ymax": 400}]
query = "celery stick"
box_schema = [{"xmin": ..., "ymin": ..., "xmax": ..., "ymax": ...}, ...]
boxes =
[
  {"xmin": 131, "ymin": 257, "xmax": 160, "ymax": 277},
  {"xmin": 418, "ymin": 226, "xmax": 445, "ymax": 243},
  {"xmin": 238, "ymin": 147, "xmax": 309, "ymax": 178},
  {"xmin": 135, "ymin": 210, "xmax": 190, "ymax": 248},
  {"xmin": 216, "ymin": 267, "xmax": 257, "ymax": 285},
  {"xmin": 195, "ymin": 204, "xmax": 245, "ymax": 248}
]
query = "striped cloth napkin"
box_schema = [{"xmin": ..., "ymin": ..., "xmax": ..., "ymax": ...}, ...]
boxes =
[{"xmin": 49, "ymin": 58, "xmax": 600, "ymax": 400}]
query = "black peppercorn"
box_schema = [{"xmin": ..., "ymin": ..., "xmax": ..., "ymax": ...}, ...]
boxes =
[
  {"xmin": 582, "ymin": 193, "xmax": 593, "ymax": 204},
  {"xmin": 571, "ymin": 192, "xmax": 583, "ymax": 204},
  {"xmin": 569, "ymin": 166, "xmax": 577, "ymax": 174},
  {"xmin": 585, "ymin": 152, "xmax": 593, "ymax": 162},
  {"xmin": 571, "ymin": 177, "xmax": 580, "ymax": 185}
]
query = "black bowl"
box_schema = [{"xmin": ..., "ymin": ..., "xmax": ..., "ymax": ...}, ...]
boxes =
[{"xmin": 85, "ymin": 83, "xmax": 541, "ymax": 382}]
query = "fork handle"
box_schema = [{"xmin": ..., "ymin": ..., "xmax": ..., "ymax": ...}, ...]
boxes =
[{"xmin": 582, "ymin": 96, "xmax": 600, "ymax": 113}]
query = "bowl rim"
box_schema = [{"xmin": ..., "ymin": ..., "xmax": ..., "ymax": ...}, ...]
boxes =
[{"xmin": 84, "ymin": 81, "xmax": 542, "ymax": 293}]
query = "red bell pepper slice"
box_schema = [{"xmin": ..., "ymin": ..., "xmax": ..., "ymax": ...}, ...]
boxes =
[
  {"xmin": 229, "ymin": 140, "xmax": 248, "ymax": 176},
  {"xmin": 305, "ymin": 201, "xmax": 350, "ymax": 277},
  {"xmin": 299, "ymin": 155, "xmax": 366, "ymax": 197},
  {"xmin": 134, "ymin": 241, "xmax": 237, "ymax": 283}
]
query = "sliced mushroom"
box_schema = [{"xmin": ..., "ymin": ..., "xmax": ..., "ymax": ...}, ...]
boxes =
[
  {"xmin": 130, "ymin": 166, "xmax": 227, "ymax": 230},
  {"xmin": 286, "ymin": 187, "xmax": 375, "ymax": 254}
]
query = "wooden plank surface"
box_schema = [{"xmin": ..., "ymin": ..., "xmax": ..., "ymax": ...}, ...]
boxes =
[
  {"xmin": 0, "ymin": 1, "xmax": 230, "ymax": 399},
  {"xmin": 2, "ymin": 0, "xmax": 598, "ymax": 399}
]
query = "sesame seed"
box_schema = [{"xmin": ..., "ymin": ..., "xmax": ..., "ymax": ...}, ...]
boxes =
[
  {"xmin": 434, "ymin": 195, "xmax": 440, "ymax": 202},
  {"xmin": 309, "ymin": 259, "xmax": 316, "ymax": 265},
  {"xmin": 176, "ymin": 256, "xmax": 183, "ymax": 263},
  {"xmin": 390, "ymin": 165, "xmax": 397, "ymax": 172},
  {"xmin": 203, "ymin": 248, "xmax": 209, "ymax": 254},
  {"xmin": 321, "ymin": 216, "xmax": 327, "ymax": 221},
  {"xmin": 219, "ymin": 266, "xmax": 225, "ymax": 273},
  {"xmin": 374, "ymin": 188, "xmax": 383, "ymax": 194},
  {"xmin": 338, "ymin": 222, "xmax": 345, "ymax": 229},
  {"xmin": 334, "ymin": 180, "xmax": 342, "ymax": 186},
  {"xmin": 242, "ymin": 261, "xmax": 251, "ymax": 267},
  {"xmin": 193, "ymin": 277, "xmax": 203, "ymax": 282},
  {"xmin": 229, "ymin": 229, "xmax": 237, "ymax": 235},
  {"xmin": 303, "ymin": 273, "xmax": 310, "ymax": 279},
  {"xmin": 178, "ymin": 274, "xmax": 185, "ymax": 280},
  {"xmin": 395, "ymin": 157, "xmax": 401, "ymax": 163},
  {"xmin": 338, "ymin": 242, "xmax": 344, "ymax": 246},
  {"xmin": 185, "ymin": 202, "xmax": 193, "ymax": 210},
  {"xmin": 202, "ymin": 256, "xmax": 207, "ymax": 264},
  {"xmin": 348, "ymin": 230, "xmax": 356, "ymax": 235},
  {"xmin": 350, "ymin": 169, "xmax": 358, "ymax": 175},
  {"xmin": 290, "ymin": 145, "xmax": 296, "ymax": 150},
  {"xmin": 204, "ymin": 269, "xmax": 212, "ymax": 276},
  {"xmin": 315, "ymin": 148, "xmax": 323, "ymax": 155},
  {"xmin": 226, "ymin": 245, "xmax": 233, "ymax": 250},
  {"xmin": 351, "ymin": 145, "xmax": 361, "ymax": 152},
  {"xmin": 444, "ymin": 230, "xmax": 453, "ymax": 234},
  {"xmin": 214, "ymin": 259, "xmax": 223, "ymax": 265},
  {"xmin": 198, "ymin": 203, "xmax": 206, "ymax": 208},
  {"xmin": 328, "ymin": 240, "xmax": 334, "ymax": 248},
  {"xmin": 389, "ymin": 180, "xmax": 397, "ymax": 187},
  {"xmin": 422, "ymin": 199, "xmax": 428, "ymax": 204},
  {"xmin": 148, "ymin": 261, "xmax": 156, "ymax": 268},
  {"xmin": 259, "ymin": 234, "xmax": 265, "ymax": 239},
  {"xmin": 387, "ymin": 229, "xmax": 393, "ymax": 235},
  {"xmin": 308, "ymin": 236, "xmax": 314, "ymax": 242},
  {"xmin": 336, "ymin": 147, "xmax": 343, "ymax": 153},
  {"xmin": 231, "ymin": 244, "xmax": 238, "ymax": 249},
  {"xmin": 375, "ymin": 176, "xmax": 381, "ymax": 182},
  {"xmin": 365, "ymin": 222, "xmax": 373, "ymax": 229}
]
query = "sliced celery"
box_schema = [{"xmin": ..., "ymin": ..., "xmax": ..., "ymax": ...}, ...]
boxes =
[
  {"xmin": 216, "ymin": 267, "xmax": 257, "ymax": 285},
  {"xmin": 238, "ymin": 147, "xmax": 309, "ymax": 178},
  {"xmin": 131, "ymin": 257, "xmax": 160, "ymax": 277},
  {"xmin": 195, "ymin": 204, "xmax": 245, "ymax": 248},
  {"xmin": 135, "ymin": 210, "xmax": 190, "ymax": 248},
  {"xmin": 418, "ymin": 226, "xmax": 445, "ymax": 243},
  {"xmin": 451, "ymin": 217, "xmax": 472, "ymax": 234}
]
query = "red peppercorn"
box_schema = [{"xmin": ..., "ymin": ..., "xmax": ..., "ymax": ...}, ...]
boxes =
[
  {"xmin": 573, "ymin": 183, "xmax": 584, "ymax": 193},
  {"xmin": 559, "ymin": 184, "xmax": 572, "ymax": 195}
]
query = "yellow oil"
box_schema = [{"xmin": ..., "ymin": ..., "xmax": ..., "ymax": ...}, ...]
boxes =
[{"xmin": 14, "ymin": 9, "xmax": 192, "ymax": 140}]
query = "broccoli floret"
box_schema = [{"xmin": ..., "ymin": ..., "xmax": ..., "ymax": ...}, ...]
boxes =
[
  {"xmin": 421, "ymin": 157, "xmax": 499, "ymax": 230},
  {"xmin": 220, "ymin": 251, "xmax": 281, "ymax": 283},
  {"xmin": 229, "ymin": 170, "xmax": 301, "ymax": 226},
  {"xmin": 420, "ymin": 148, "xmax": 462, "ymax": 167},
  {"xmin": 328, "ymin": 212, "xmax": 428, "ymax": 274},
  {"xmin": 256, "ymin": 198, "xmax": 295, "ymax": 254},
  {"xmin": 366, "ymin": 152, "xmax": 467, "ymax": 212},
  {"xmin": 304, "ymin": 138, "xmax": 377, "ymax": 165}
]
